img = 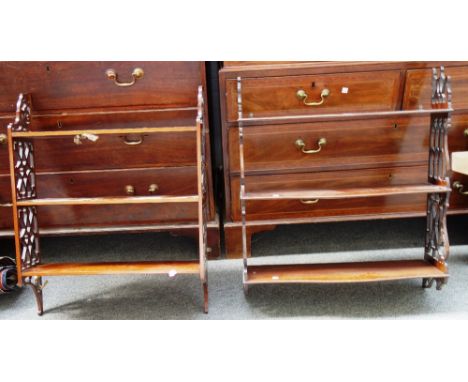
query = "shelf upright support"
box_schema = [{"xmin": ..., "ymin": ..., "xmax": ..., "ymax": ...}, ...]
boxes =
[
  {"xmin": 7, "ymin": 93, "xmax": 44, "ymax": 315},
  {"xmin": 236, "ymin": 77, "xmax": 250, "ymax": 294},
  {"xmin": 423, "ymin": 67, "xmax": 452, "ymax": 290},
  {"xmin": 196, "ymin": 85, "xmax": 209, "ymax": 313}
]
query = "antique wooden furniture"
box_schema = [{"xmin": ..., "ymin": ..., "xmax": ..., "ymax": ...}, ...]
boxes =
[
  {"xmin": 0, "ymin": 62, "xmax": 219, "ymax": 257},
  {"xmin": 219, "ymin": 62, "xmax": 468, "ymax": 258},
  {"xmin": 6, "ymin": 86, "xmax": 209, "ymax": 315},
  {"xmin": 236, "ymin": 67, "xmax": 452, "ymax": 290}
]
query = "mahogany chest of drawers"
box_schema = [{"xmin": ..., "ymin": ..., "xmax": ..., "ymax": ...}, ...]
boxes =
[
  {"xmin": 219, "ymin": 61, "xmax": 468, "ymax": 258},
  {"xmin": 0, "ymin": 62, "xmax": 220, "ymax": 257}
]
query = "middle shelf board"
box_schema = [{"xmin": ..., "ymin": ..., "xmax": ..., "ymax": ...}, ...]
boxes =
[
  {"xmin": 241, "ymin": 184, "xmax": 450, "ymax": 201},
  {"xmin": 11, "ymin": 126, "xmax": 197, "ymax": 138},
  {"xmin": 16, "ymin": 195, "xmax": 199, "ymax": 207}
]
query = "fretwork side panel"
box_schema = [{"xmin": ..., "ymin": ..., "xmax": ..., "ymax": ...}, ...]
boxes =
[
  {"xmin": 424, "ymin": 68, "xmax": 452, "ymax": 273},
  {"xmin": 8, "ymin": 94, "xmax": 41, "ymax": 273}
]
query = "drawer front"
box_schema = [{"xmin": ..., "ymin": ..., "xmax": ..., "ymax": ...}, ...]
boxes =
[
  {"xmin": 0, "ymin": 167, "xmax": 203, "ymax": 229},
  {"xmin": 230, "ymin": 166, "xmax": 428, "ymax": 221},
  {"xmin": 26, "ymin": 109, "xmax": 199, "ymax": 132},
  {"xmin": 0, "ymin": 204, "xmax": 198, "ymax": 230},
  {"xmin": 448, "ymin": 113, "xmax": 468, "ymax": 153},
  {"xmin": 225, "ymin": 70, "xmax": 402, "ymax": 121},
  {"xmin": 229, "ymin": 116, "xmax": 429, "ymax": 173},
  {"xmin": 0, "ymin": 167, "xmax": 197, "ymax": 201},
  {"xmin": 0, "ymin": 62, "xmax": 202, "ymax": 113},
  {"xmin": 451, "ymin": 172, "xmax": 468, "ymax": 211},
  {"xmin": 403, "ymin": 66, "xmax": 468, "ymax": 110},
  {"xmin": 0, "ymin": 129, "xmax": 197, "ymax": 174}
]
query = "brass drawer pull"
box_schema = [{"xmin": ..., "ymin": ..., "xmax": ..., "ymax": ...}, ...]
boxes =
[
  {"xmin": 453, "ymin": 181, "xmax": 468, "ymax": 195},
  {"xmin": 0, "ymin": 133, "xmax": 6, "ymax": 145},
  {"xmin": 123, "ymin": 135, "xmax": 143, "ymax": 145},
  {"xmin": 296, "ymin": 88, "xmax": 330, "ymax": 106},
  {"xmin": 148, "ymin": 184, "xmax": 159, "ymax": 194},
  {"xmin": 125, "ymin": 185, "xmax": 135, "ymax": 195},
  {"xmin": 73, "ymin": 133, "xmax": 99, "ymax": 145},
  {"xmin": 295, "ymin": 137, "xmax": 327, "ymax": 154},
  {"xmin": 464, "ymin": 129, "xmax": 468, "ymax": 137},
  {"xmin": 105, "ymin": 68, "xmax": 144, "ymax": 87},
  {"xmin": 300, "ymin": 199, "xmax": 319, "ymax": 205}
]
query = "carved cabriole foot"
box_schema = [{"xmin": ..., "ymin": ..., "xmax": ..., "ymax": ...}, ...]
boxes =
[
  {"xmin": 24, "ymin": 276, "xmax": 44, "ymax": 316},
  {"xmin": 435, "ymin": 278, "xmax": 447, "ymax": 291},
  {"xmin": 422, "ymin": 277, "xmax": 447, "ymax": 290},
  {"xmin": 422, "ymin": 278, "xmax": 434, "ymax": 289}
]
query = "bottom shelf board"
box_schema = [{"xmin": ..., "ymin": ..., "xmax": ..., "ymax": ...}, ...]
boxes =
[
  {"xmin": 22, "ymin": 261, "xmax": 200, "ymax": 277},
  {"xmin": 245, "ymin": 260, "xmax": 447, "ymax": 284}
]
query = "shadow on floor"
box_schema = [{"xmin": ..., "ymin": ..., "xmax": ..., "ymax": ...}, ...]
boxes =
[{"xmin": 251, "ymin": 215, "xmax": 468, "ymax": 257}]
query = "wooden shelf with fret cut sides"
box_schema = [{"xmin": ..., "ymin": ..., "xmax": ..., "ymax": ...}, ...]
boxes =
[
  {"xmin": 241, "ymin": 184, "xmax": 451, "ymax": 201},
  {"xmin": 7, "ymin": 86, "xmax": 210, "ymax": 315},
  {"xmin": 22, "ymin": 261, "xmax": 200, "ymax": 277},
  {"xmin": 245, "ymin": 260, "xmax": 447, "ymax": 285}
]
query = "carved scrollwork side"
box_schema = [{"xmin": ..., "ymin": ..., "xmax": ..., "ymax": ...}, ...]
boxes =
[
  {"xmin": 10, "ymin": 93, "xmax": 32, "ymax": 132},
  {"xmin": 8, "ymin": 93, "xmax": 41, "ymax": 272},
  {"xmin": 425, "ymin": 67, "xmax": 452, "ymax": 270},
  {"xmin": 17, "ymin": 206, "xmax": 40, "ymax": 270},
  {"xmin": 431, "ymin": 66, "xmax": 452, "ymax": 107},
  {"xmin": 425, "ymin": 193, "xmax": 450, "ymax": 264},
  {"xmin": 13, "ymin": 140, "xmax": 37, "ymax": 199}
]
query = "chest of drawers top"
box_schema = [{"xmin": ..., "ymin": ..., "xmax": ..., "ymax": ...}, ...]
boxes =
[
  {"xmin": 0, "ymin": 61, "xmax": 204, "ymax": 114},
  {"xmin": 220, "ymin": 61, "xmax": 468, "ymax": 122}
]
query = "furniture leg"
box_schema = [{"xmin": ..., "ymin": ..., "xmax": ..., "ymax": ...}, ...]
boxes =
[
  {"xmin": 24, "ymin": 276, "xmax": 44, "ymax": 316},
  {"xmin": 422, "ymin": 277, "xmax": 434, "ymax": 289},
  {"xmin": 202, "ymin": 281, "xmax": 208, "ymax": 314}
]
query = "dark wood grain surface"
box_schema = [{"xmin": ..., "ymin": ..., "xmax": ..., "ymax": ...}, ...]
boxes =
[
  {"xmin": 228, "ymin": 116, "xmax": 429, "ymax": 174},
  {"xmin": 225, "ymin": 70, "xmax": 402, "ymax": 121},
  {"xmin": 0, "ymin": 62, "xmax": 202, "ymax": 113}
]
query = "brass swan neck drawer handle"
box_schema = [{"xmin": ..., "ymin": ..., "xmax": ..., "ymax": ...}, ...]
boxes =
[
  {"xmin": 125, "ymin": 185, "xmax": 135, "ymax": 195},
  {"xmin": 300, "ymin": 199, "xmax": 319, "ymax": 205},
  {"xmin": 296, "ymin": 88, "xmax": 330, "ymax": 106},
  {"xmin": 464, "ymin": 128, "xmax": 468, "ymax": 137},
  {"xmin": 73, "ymin": 133, "xmax": 99, "ymax": 145},
  {"xmin": 105, "ymin": 68, "xmax": 144, "ymax": 87},
  {"xmin": 295, "ymin": 137, "xmax": 327, "ymax": 154},
  {"xmin": 453, "ymin": 181, "xmax": 468, "ymax": 195},
  {"xmin": 0, "ymin": 133, "xmax": 7, "ymax": 145},
  {"xmin": 148, "ymin": 184, "xmax": 159, "ymax": 194},
  {"xmin": 123, "ymin": 135, "xmax": 143, "ymax": 145}
]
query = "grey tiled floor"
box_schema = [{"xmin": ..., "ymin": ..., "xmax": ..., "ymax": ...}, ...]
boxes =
[{"xmin": 1, "ymin": 216, "xmax": 468, "ymax": 319}]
